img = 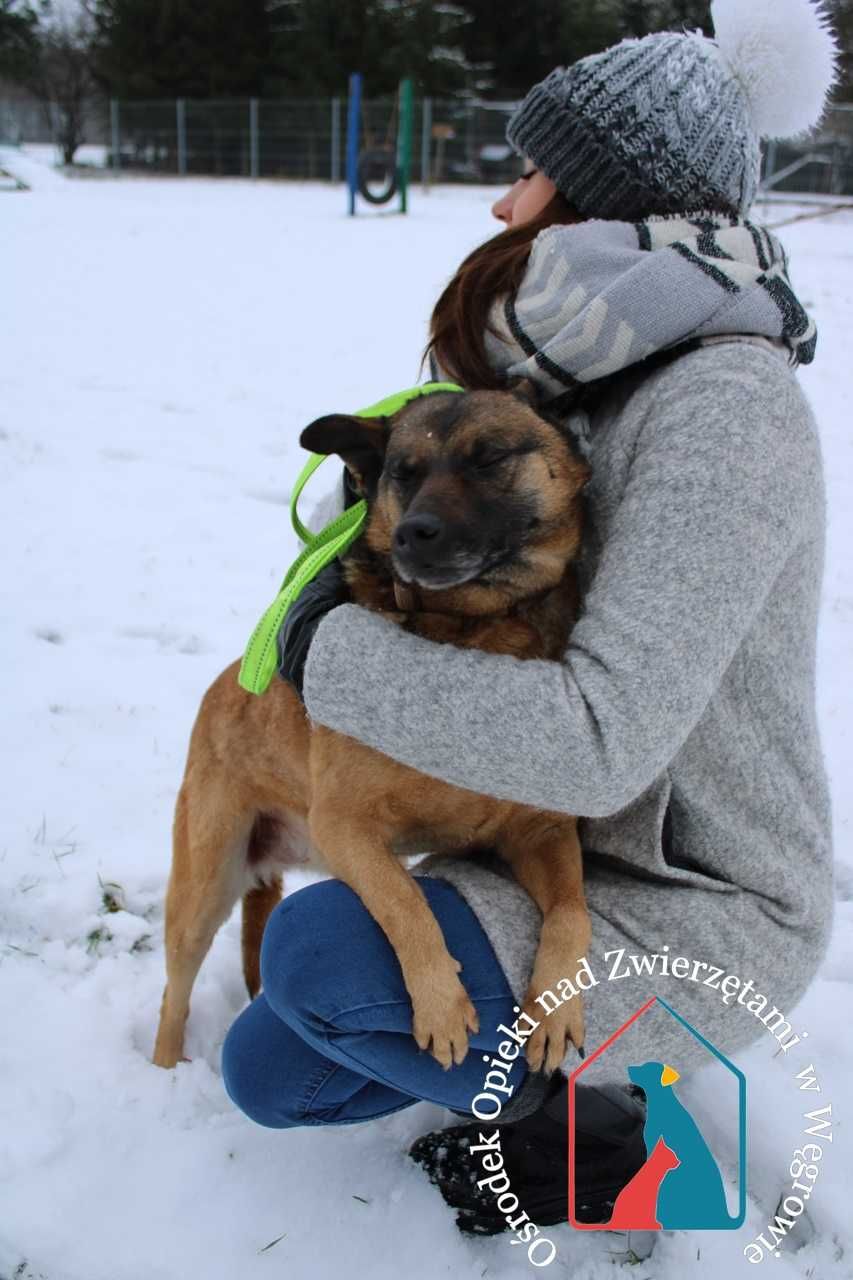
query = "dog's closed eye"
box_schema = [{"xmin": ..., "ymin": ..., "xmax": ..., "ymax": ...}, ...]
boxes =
[
  {"xmin": 472, "ymin": 450, "xmax": 513, "ymax": 470},
  {"xmin": 386, "ymin": 458, "xmax": 421, "ymax": 483}
]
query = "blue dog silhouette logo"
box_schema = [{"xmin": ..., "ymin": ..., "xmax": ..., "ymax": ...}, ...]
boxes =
[
  {"xmin": 568, "ymin": 996, "xmax": 746, "ymax": 1230},
  {"xmin": 611, "ymin": 1060, "xmax": 739, "ymax": 1229}
]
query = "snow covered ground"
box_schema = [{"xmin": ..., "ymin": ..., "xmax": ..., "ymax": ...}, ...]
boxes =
[{"xmin": 2, "ymin": 147, "xmax": 852, "ymax": 1280}]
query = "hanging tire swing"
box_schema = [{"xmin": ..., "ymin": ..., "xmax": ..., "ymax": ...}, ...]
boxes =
[
  {"xmin": 346, "ymin": 74, "xmax": 413, "ymax": 216},
  {"xmin": 356, "ymin": 146, "xmax": 398, "ymax": 205}
]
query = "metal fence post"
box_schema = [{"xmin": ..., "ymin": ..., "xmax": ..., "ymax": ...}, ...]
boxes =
[
  {"xmin": 831, "ymin": 140, "xmax": 842, "ymax": 195},
  {"xmin": 249, "ymin": 98, "xmax": 259, "ymax": 178},
  {"xmin": 331, "ymin": 96, "xmax": 341, "ymax": 182},
  {"xmin": 110, "ymin": 98, "xmax": 120, "ymax": 173},
  {"xmin": 421, "ymin": 96, "xmax": 432, "ymax": 191},
  {"xmin": 176, "ymin": 98, "xmax": 187, "ymax": 175},
  {"xmin": 765, "ymin": 140, "xmax": 777, "ymax": 187}
]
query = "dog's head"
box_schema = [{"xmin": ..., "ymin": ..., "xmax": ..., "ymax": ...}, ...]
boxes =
[{"xmin": 299, "ymin": 382, "xmax": 591, "ymax": 614}]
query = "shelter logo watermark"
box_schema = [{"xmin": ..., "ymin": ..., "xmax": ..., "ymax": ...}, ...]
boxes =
[{"xmin": 465, "ymin": 951, "xmax": 834, "ymax": 1268}]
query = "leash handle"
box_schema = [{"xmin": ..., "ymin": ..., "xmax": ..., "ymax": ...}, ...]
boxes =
[{"xmin": 288, "ymin": 452, "xmax": 333, "ymax": 547}]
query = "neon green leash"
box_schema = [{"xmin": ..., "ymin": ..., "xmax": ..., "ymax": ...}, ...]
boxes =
[{"xmin": 238, "ymin": 381, "xmax": 463, "ymax": 695}]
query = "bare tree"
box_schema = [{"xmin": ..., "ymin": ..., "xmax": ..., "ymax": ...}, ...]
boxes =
[{"xmin": 25, "ymin": 2, "xmax": 96, "ymax": 164}]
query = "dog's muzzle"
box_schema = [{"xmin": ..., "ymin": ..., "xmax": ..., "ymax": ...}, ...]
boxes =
[{"xmin": 392, "ymin": 514, "xmax": 506, "ymax": 590}]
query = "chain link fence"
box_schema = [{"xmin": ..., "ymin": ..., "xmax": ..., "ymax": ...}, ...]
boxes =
[
  {"xmin": 102, "ymin": 96, "xmax": 524, "ymax": 185},
  {"xmin": 3, "ymin": 93, "xmax": 853, "ymax": 195}
]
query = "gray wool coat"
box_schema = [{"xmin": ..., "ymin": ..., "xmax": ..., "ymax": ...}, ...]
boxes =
[{"xmin": 300, "ymin": 336, "xmax": 834, "ymax": 1122}]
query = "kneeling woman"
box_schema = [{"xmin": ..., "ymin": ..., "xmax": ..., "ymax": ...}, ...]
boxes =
[{"xmin": 222, "ymin": 0, "xmax": 837, "ymax": 1234}]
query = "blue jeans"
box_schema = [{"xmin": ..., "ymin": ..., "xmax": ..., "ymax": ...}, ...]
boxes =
[{"xmin": 221, "ymin": 876, "xmax": 530, "ymax": 1127}]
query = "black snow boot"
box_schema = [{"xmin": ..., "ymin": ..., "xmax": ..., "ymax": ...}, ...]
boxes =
[{"xmin": 408, "ymin": 1071, "xmax": 647, "ymax": 1236}]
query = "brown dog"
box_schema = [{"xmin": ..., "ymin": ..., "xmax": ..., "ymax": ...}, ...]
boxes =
[{"xmin": 152, "ymin": 383, "xmax": 592, "ymax": 1077}]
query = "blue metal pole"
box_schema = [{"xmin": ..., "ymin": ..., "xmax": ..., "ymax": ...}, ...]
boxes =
[{"xmin": 346, "ymin": 72, "xmax": 362, "ymax": 216}]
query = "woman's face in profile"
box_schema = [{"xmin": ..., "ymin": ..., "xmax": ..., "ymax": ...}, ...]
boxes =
[{"xmin": 491, "ymin": 159, "xmax": 558, "ymax": 227}]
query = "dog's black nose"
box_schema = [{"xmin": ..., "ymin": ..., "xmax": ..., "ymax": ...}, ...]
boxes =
[{"xmin": 394, "ymin": 513, "xmax": 446, "ymax": 564}]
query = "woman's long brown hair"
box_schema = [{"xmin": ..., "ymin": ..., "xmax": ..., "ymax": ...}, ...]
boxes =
[{"xmin": 423, "ymin": 191, "xmax": 582, "ymax": 390}]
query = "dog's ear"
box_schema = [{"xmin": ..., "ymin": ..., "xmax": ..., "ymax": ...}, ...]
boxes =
[
  {"xmin": 299, "ymin": 414, "xmax": 390, "ymax": 498},
  {"xmin": 508, "ymin": 377, "xmax": 539, "ymax": 408}
]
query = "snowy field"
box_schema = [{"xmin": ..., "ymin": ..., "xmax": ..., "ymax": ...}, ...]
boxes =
[{"xmin": 2, "ymin": 147, "xmax": 853, "ymax": 1280}]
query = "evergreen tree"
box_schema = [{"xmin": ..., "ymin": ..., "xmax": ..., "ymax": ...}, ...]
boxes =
[
  {"xmin": 827, "ymin": 0, "xmax": 853, "ymax": 99},
  {"xmin": 90, "ymin": 0, "xmax": 272, "ymax": 97},
  {"xmin": 662, "ymin": 0, "xmax": 713, "ymax": 33},
  {"xmin": 267, "ymin": 0, "xmax": 389, "ymax": 96},
  {"xmin": 267, "ymin": 0, "xmax": 472, "ymax": 97},
  {"xmin": 612, "ymin": 0, "xmax": 710, "ymax": 39},
  {"xmin": 79, "ymin": 0, "xmax": 851, "ymax": 104},
  {"xmin": 617, "ymin": 0, "xmax": 652, "ymax": 38},
  {"xmin": 457, "ymin": 0, "xmax": 571, "ymax": 98},
  {"xmin": 0, "ymin": 0, "xmax": 38, "ymax": 80},
  {"xmin": 455, "ymin": 0, "xmax": 711, "ymax": 99},
  {"xmin": 388, "ymin": 1, "xmax": 473, "ymax": 97},
  {"xmin": 558, "ymin": 0, "xmax": 622, "ymax": 66}
]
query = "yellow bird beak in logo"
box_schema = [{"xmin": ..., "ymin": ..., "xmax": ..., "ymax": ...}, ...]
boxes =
[{"xmin": 661, "ymin": 1064, "xmax": 681, "ymax": 1087}]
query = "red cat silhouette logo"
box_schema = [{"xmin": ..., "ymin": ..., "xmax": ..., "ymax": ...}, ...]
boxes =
[
  {"xmin": 607, "ymin": 1129, "xmax": 681, "ymax": 1229},
  {"xmin": 567, "ymin": 996, "xmax": 747, "ymax": 1230}
]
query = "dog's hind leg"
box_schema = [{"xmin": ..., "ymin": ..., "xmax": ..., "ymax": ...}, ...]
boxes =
[
  {"xmin": 242, "ymin": 874, "xmax": 282, "ymax": 999},
  {"xmin": 152, "ymin": 776, "xmax": 253, "ymax": 1069}
]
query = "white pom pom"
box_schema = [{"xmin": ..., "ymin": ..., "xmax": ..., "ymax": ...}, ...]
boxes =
[{"xmin": 710, "ymin": 0, "xmax": 840, "ymax": 138}]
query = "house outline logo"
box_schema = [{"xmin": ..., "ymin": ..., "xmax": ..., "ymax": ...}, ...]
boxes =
[{"xmin": 567, "ymin": 995, "xmax": 747, "ymax": 1231}]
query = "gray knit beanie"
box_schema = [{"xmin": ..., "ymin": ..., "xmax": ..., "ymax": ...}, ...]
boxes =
[{"xmin": 506, "ymin": 0, "xmax": 839, "ymax": 221}]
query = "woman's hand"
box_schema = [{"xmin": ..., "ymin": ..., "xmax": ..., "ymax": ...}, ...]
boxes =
[
  {"xmin": 279, "ymin": 464, "xmax": 363, "ymax": 701},
  {"xmin": 277, "ymin": 559, "xmax": 349, "ymax": 701}
]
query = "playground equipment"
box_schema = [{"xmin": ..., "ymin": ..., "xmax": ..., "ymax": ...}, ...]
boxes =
[{"xmin": 346, "ymin": 73, "xmax": 414, "ymax": 215}]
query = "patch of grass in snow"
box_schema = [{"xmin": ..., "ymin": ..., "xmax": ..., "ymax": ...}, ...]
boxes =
[
  {"xmin": 80, "ymin": 875, "xmax": 155, "ymax": 954},
  {"xmin": 7, "ymin": 1259, "xmax": 47, "ymax": 1280},
  {"xmin": 97, "ymin": 873, "xmax": 126, "ymax": 914},
  {"xmin": 31, "ymin": 816, "xmax": 78, "ymax": 875},
  {"xmin": 86, "ymin": 925, "xmax": 113, "ymax": 955}
]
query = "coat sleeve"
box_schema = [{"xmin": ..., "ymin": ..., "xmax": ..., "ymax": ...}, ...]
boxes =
[{"xmin": 301, "ymin": 357, "xmax": 818, "ymax": 818}]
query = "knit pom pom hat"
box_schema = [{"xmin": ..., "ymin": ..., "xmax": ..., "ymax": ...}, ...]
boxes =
[{"xmin": 506, "ymin": 0, "xmax": 840, "ymax": 220}]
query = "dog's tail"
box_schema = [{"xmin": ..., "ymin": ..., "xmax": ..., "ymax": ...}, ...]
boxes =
[{"xmin": 242, "ymin": 877, "xmax": 283, "ymax": 999}]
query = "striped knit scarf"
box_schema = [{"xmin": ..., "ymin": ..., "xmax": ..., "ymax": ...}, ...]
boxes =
[{"xmin": 484, "ymin": 212, "xmax": 816, "ymax": 413}]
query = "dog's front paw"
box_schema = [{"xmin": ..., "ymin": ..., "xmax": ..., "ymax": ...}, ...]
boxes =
[
  {"xmin": 520, "ymin": 989, "xmax": 585, "ymax": 1074},
  {"xmin": 410, "ymin": 967, "xmax": 480, "ymax": 1070}
]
